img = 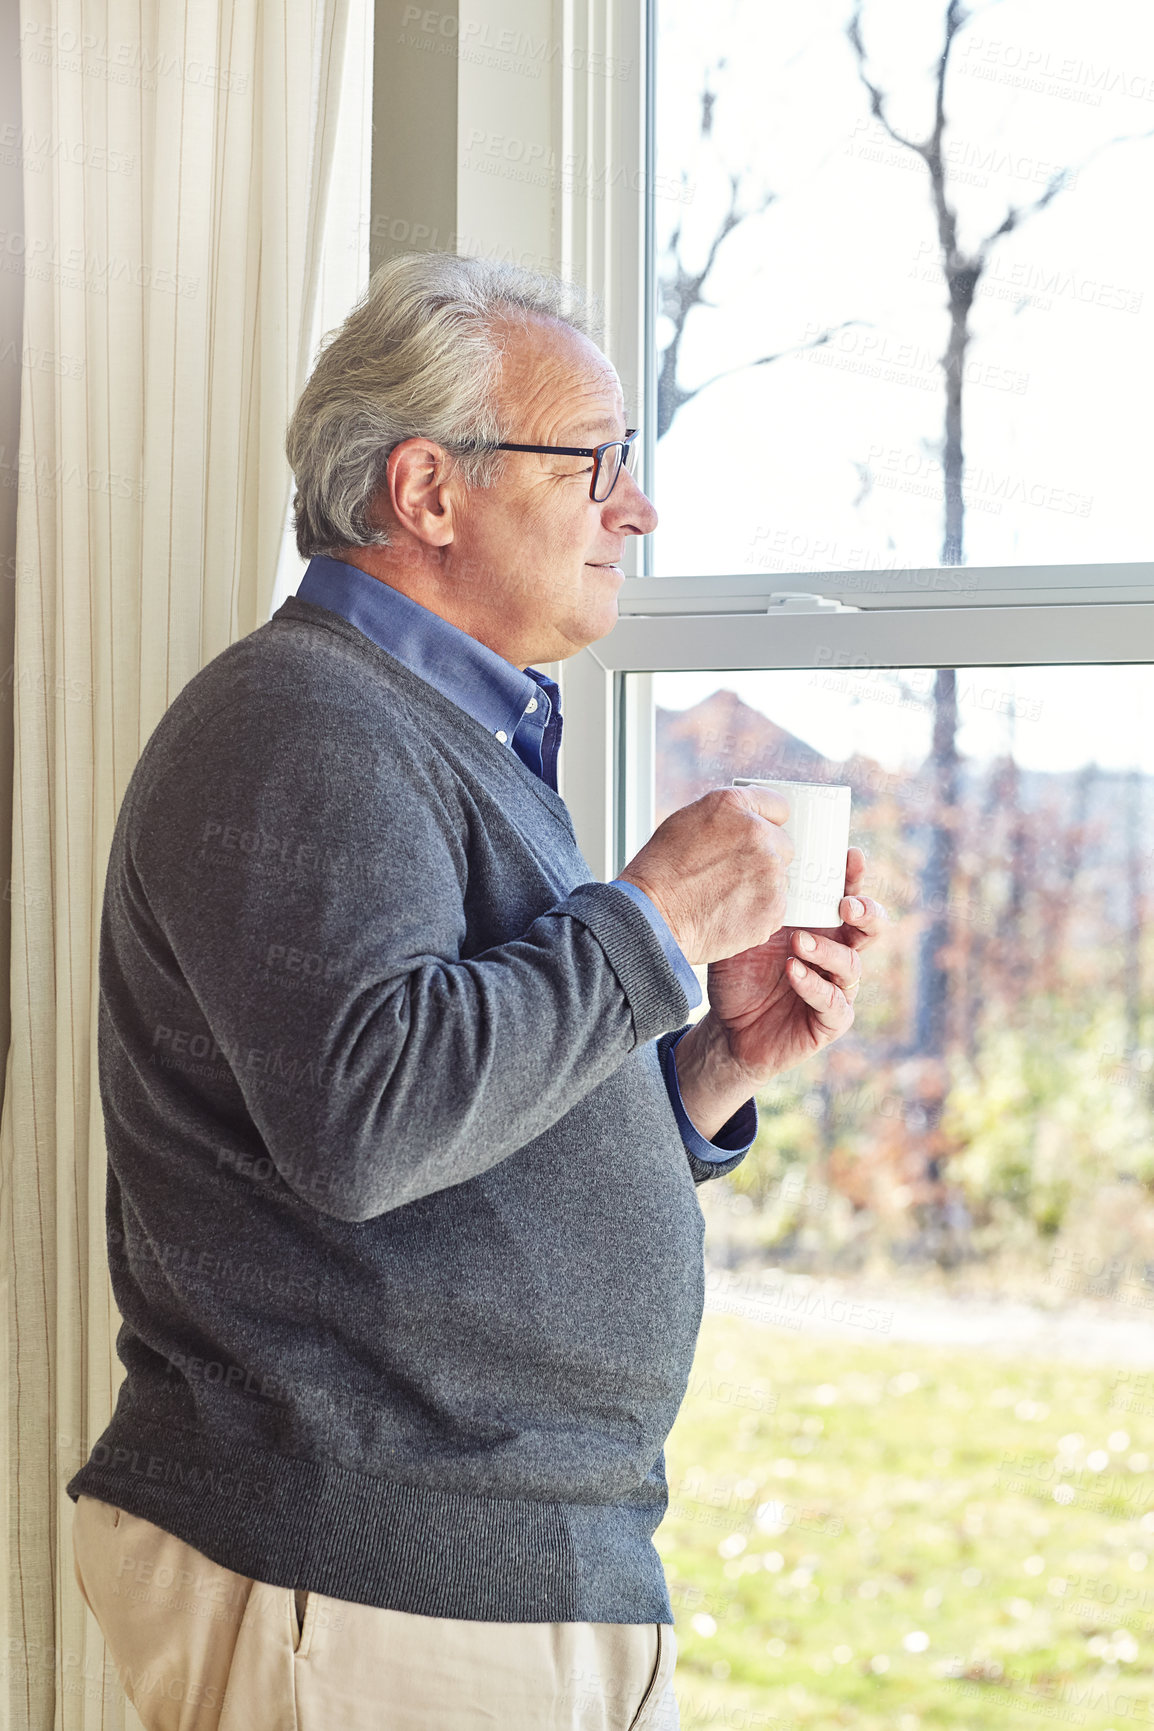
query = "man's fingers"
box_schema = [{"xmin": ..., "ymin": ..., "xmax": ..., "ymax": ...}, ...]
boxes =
[
  {"xmin": 843, "ymin": 845, "xmax": 868, "ymax": 890},
  {"xmin": 788, "ymin": 956, "xmax": 855, "ymax": 1027},
  {"xmin": 730, "ymin": 784, "xmax": 792, "ymax": 829},
  {"xmin": 837, "ymin": 893, "xmax": 887, "ymax": 948},
  {"xmin": 793, "ymin": 930, "xmax": 862, "ymax": 992}
]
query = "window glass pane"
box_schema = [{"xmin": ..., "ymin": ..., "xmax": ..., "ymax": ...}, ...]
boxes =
[
  {"xmin": 653, "ymin": 0, "xmax": 1154, "ymax": 580},
  {"xmin": 633, "ymin": 662, "xmax": 1154, "ymax": 1724}
]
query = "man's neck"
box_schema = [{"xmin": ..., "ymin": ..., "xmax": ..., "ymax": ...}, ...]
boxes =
[{"xmin": 329, "ymin": 549, "xmax": 534, "ymax": 672}]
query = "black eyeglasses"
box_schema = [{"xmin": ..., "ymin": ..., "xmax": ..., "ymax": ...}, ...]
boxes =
[{"xmin": 486, "ymin": 428, "xmax": 641, "ymax": 502}]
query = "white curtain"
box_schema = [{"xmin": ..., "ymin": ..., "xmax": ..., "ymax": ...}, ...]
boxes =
[{"xmin": 0, "ymin": 4, "xmax": 357, "ymax": 1724}]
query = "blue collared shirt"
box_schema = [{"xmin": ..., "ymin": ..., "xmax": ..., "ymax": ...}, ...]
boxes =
[{"xmin": 295, "ymin": 556, "xmax": 757, "ymax": 1161}]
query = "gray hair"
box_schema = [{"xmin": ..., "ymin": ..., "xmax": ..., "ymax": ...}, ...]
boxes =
[{"xmin": 285, "ymin": 252, "xmax": 600, "ymax": 558}]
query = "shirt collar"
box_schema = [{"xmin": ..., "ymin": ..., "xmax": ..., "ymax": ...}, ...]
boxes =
[{"xmin": 295, "ymin": 556, "xmax": 560, "ymax": 746}]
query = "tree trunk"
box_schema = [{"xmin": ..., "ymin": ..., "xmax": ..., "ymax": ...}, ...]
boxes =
[
  {"xmin": 916, "ymin": 669, "xmax": 959, "ymax": 1057},
  {"xmin": 912, "ymin": 279, "xmax": 972, "ymax": 1060}
]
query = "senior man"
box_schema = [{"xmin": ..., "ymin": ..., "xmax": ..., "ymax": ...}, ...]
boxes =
[{"xmin": 68, "ymin": 253, "xmax": 884, "ymax": 1729}]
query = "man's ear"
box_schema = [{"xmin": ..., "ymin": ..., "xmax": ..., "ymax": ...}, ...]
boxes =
[{"xmin": 385, "ymin": 438, "xmax": 457, "ymax": 548}]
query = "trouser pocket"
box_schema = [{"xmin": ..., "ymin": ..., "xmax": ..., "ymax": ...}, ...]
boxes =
[
  {"xmin": 627, "ymin": 1624, "xmax": 678, "ymax": 1730},
  {"xmin": 291, "ymin": 1589, "xmax": 311, "ymax": 1656},
  {"xmin": 71, "ymin": 1494, "xmax": 260, "ymax": 1731}
]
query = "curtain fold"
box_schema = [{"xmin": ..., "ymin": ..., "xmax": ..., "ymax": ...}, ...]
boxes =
[{"xmin": 0, "ymin": 4, "xmax": 351, "ymax": 1724}]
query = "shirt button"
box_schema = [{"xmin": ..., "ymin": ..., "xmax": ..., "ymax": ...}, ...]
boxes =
[
  {"xmin": 525, "ymin": 697, "xmax": 538, "ymax": 713},
  {"xmin": 495, "ymin": 730, "xmax": 508, "ymax": 744}
]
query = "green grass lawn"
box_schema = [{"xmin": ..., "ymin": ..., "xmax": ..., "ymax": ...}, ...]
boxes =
[{"xmin": 660, "ymin": 1309, "xmax": 1154, "ymax": 1729}]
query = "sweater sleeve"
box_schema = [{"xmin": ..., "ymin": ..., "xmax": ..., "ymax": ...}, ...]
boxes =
[{"xmin": 121, "ymin": 696, "xmax": 695, "ymax": 1222}]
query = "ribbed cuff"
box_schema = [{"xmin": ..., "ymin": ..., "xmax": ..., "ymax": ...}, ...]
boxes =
[
  {"xmin": 560, "ymin": 882, "xmax": 694, "ymax": 1044},
  {"xmin": 605, "ymin": 881, "xmax": 702, "ymax": 1012}
]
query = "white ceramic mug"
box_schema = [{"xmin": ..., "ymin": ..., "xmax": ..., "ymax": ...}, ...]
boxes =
[{"xmin": 732, "ymin": 778, "xmax": 852, "ymax": 927}]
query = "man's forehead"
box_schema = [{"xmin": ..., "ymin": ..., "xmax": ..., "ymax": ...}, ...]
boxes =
[
  {"xmin": 496, "ymin": 313, "xmax": 623, "ymax": 429},
  {"xmin": 567, "ymin": 414, "xmax": 625, "ymax": 438}
]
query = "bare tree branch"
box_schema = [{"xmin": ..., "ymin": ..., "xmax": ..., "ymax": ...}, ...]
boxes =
[
  {"xmin": 655, "ymin": 64, "xmax": 859, "ymax": 442},
  {"xmin": 845, "ymin": 2, "xmax": 926, "ymax": 156},
  {"xmin": 847, "ymin": 2, "xmax": 1153, "ymax": 569},
  {"xmin": 687, "ymin": 322, "xmax": 870, "ymax": 402},
  {"xmin": 657, "ymin": 173, "xmax": 773, "ymax": 437},
  {"xmin": 976, "ymin": 126, "xmax": 1154, "ymax": 265}
]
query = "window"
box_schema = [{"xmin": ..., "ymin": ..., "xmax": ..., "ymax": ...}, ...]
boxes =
[
  {"xmin": 648, "ymin": 0, "xmax": 1154, "ymax": 598},
  {"xmin": 585, "ymin": 6, "xmax": 1154, "ymax": 1722}
]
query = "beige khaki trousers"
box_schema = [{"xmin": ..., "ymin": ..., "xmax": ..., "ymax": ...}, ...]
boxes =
[{"xmin": 72, "ymin": 1495, "xmax": 679, "ymax": 1730}]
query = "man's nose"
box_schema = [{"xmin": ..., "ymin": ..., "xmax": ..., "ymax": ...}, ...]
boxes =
[{"xmin": 606, "ymin": 470, "xmax": 658, "ymax": 536}]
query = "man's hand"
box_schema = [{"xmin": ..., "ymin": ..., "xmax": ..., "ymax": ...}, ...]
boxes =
[
  {"xmin": 617, "ymin": 784, "xmax": 794, "ymax": 965},
  {"xmin": 672, "ymin": 848, "xmax": 887, "ymax": 1135},
  {"xmin": 703, "ymin": 847, "xmax": 886, "ymax": 1082}
]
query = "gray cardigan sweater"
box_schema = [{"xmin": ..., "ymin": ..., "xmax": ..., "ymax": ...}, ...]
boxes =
[{"xmin": 67, "ymin": 596, "xmax": 750, "ymax": 1624}]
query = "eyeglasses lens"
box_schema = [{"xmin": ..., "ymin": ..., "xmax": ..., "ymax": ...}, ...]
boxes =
[{"xmin": 593, "ymin": 443, "xmax": 627, "ymax": 503}]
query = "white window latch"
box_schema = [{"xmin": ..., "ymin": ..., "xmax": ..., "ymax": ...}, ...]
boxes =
[{"xmin": 767, "ymin": 592, "xmax": 860, "ymax": 614}]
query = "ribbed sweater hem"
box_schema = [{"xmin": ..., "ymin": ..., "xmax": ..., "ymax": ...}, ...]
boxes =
[{"xmin": 66, "ymin": 1416, "xmax": 674, "ymax": 1625}]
